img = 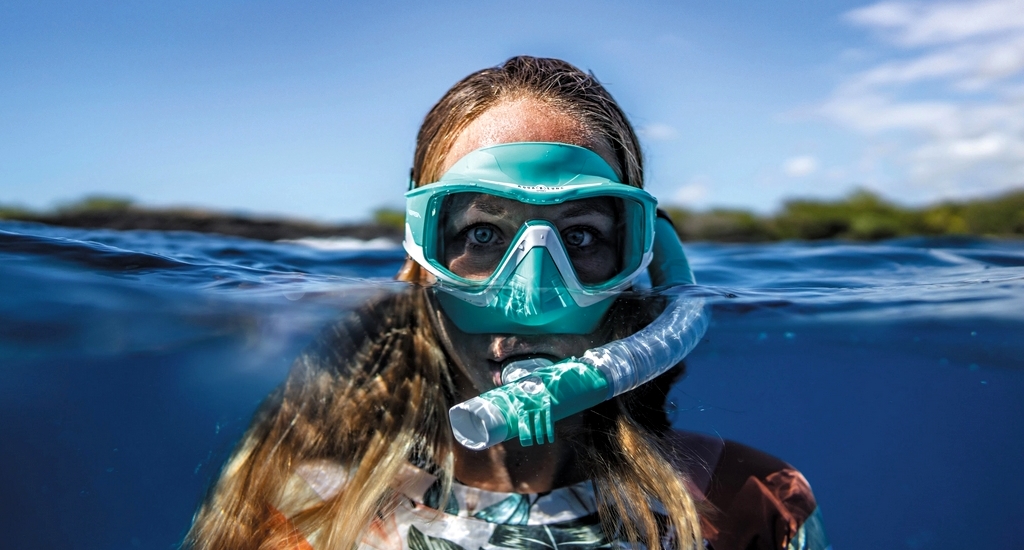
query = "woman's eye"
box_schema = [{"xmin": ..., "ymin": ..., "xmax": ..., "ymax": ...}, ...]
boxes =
[
  {"xmin": 469, "ymin": 226, "xmax": 495, "ymax": 245},
  {"xmin": 563, "ymin": 228, "xmax": 595, "ymax": 247}
]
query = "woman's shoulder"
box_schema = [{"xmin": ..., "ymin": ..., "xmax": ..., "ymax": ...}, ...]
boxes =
[{"xmin": 664, "ymin": 430, "xmax": 831, "ymax": 550}]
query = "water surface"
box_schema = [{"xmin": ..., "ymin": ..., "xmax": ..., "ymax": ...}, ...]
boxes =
[{"xmin": 2, "ymin": 220, "xmax": 1022, "ymax": 549}]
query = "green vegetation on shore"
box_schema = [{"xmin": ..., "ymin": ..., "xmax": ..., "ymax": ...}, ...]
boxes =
[
  {"xmin": 3, "ymin": 188, "xmax": 1023, "ymax": 242},
  {"xmin": 662, "ymin": 188, "xmax": 1024, "ymax": 242}
]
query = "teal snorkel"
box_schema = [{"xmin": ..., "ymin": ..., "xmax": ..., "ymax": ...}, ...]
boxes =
[{"xmin": 448, "ymin": 216, "xmax": 709, "ymax": 449}]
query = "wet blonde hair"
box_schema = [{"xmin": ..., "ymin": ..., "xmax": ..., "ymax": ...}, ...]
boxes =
[
  {"xmin": 186, "ymin": 56, "xmax": 701, "ymax": 550},
  {"xmin": 412, "ymin": 56, "xmax": 643, "ymax": 188}
]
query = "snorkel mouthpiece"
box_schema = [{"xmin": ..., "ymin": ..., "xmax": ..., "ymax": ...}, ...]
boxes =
[
  {"xmin": 451, "ymin": 359, "xmax": 611, "ymax": 449},
  {"xmin": 449, "ymin": 217, "xmax": 709, "ymax": 449}
]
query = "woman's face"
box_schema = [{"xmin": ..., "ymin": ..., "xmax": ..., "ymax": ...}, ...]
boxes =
[{"xmin": 432, "ymin": 99, "xmax": 621, "ymax": 397}]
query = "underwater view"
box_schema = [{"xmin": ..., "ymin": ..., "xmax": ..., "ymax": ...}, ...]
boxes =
[{"xmin": 2, "ymin": 219, "xmax": 1022, "ymax": 549}]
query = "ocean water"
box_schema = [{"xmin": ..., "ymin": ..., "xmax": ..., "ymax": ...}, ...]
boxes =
[{"xmin": 1, "ymin": 219, "xmax": 1022, "ymax": 549}]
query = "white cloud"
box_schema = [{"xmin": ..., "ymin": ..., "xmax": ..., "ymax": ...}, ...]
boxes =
[
  {"xmin": 638, "ymin": 122, "xmax": 679, "ymax": 141},
  {"xmin": 846, "ymin": 0, "xmax": 1024, "ymax": 46},
  {"xmin": 949, "ymin": 133, "xmax": 1007, "ymax": 158},
  {"xmin": 671, "ymin": 177, "xmax": 711, "ymax": 206},
  {"xmin": 839, "ymin": 35, "xmax": 1024, "ymax": 92},
  {"xmin": 817, "ymin": 0, "xmax": 1024, "ymax": 202},
  {"xmin": 783, "ymin": 155, "xmax": 819, "ymax": 177}
]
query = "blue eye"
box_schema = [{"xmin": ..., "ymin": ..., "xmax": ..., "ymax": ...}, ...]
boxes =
[
  {"xmin": 470, "ymin": 226, "xmax": 494, "ymax": 244},
  {"xmin": 563, "ymin": 228, "xmax": 595, "ymax": 247}
]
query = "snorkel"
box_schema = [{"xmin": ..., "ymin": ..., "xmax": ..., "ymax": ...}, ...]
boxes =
[
  {"xmin": 448, "ymin": 217, "xmax": 709, "ymax": 449},
  {"xmin": 404, "ymin": 142, "xmax": 710, "ymax": 450}
]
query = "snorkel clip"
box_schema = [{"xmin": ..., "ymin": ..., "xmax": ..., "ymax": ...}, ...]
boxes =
[{"xmin": 515, "ymin": 380, "xmax": 554, "ymax": 447}]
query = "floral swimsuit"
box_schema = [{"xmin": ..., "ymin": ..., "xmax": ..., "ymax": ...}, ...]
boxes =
[{"xmin": 271, "ymin": 432, "xmax": 830, "ymax": 550}]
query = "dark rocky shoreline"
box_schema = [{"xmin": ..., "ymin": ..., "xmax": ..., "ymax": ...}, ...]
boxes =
[{"xmin": 4, "ymin": 208, "xmax": 402, "ymax": 242}]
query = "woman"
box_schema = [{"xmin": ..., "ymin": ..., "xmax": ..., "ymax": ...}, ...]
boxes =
[{"xmin": 186, "ymin": 56, "xmax": 828, "ymax": 550}]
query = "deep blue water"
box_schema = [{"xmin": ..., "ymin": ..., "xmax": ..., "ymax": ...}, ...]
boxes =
[{"xmin": 2, "ymin": 219, "xmax": 1022, "ymax": 549}]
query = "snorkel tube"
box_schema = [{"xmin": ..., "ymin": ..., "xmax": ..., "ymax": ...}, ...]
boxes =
[{"xmin": 449, "ymin": 216, "xmax": 710, "ymax": 449}]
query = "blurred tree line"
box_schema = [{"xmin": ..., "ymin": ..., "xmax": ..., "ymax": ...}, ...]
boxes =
[
  {"xmin": 4, "ymin": 188, "xmax": 1023, "ymax": 242},
  {"xmin": 661, "ymin": 188, "xmax": 1024, "ymax": 242},
  {"xmin": 0, "ymin": 195, "xmax": 400, "ymax": 241},
  {"xmin": 0, "ymin": 195, "xmax": 135, "ymax": 219}
]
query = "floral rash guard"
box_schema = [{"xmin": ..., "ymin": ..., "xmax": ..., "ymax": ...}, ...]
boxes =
[{"xmin": 269, "ymin": 432, "xmax": 830, "ymax": 550}]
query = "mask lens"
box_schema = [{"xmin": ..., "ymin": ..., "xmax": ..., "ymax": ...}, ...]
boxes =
[{"xmin": 435, "ymin": 192, "xmax": 637, "ymax": 287}]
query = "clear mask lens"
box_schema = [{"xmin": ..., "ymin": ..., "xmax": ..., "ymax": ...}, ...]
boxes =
[{"xmin": 432, "ymin": 192, "xmax": 643, "ymax": 288}]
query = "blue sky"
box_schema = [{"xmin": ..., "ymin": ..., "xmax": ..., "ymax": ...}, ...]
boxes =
[{"xmin": 3, "ymin": 0, "xmax": 1023, "ymax": 222}]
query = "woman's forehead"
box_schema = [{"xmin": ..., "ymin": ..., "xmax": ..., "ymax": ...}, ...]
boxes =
[{"xmin": 441, "ymin": 99, "xmax": 616, "ymax": 175}]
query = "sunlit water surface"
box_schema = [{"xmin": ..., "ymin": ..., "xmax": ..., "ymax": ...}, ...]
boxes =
[{"xmin": 2, "ymin": 220, "xmax": 1022, "ymax": 549}]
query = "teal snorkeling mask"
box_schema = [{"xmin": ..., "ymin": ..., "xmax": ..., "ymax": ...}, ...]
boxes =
[{"xmin": 404, "ymin": 142, "xmax": 658, "ymax": 334}]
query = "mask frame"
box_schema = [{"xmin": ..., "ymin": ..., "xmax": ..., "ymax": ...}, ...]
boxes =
[{"xmin": 404, "ymin": 142, "xmax": 658, "ymax": 334}]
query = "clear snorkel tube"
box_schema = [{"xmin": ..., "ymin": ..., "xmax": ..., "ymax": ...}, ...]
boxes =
[{"xmin": 449, "ymin": 216, "xmax": 710, "ymax": 449}]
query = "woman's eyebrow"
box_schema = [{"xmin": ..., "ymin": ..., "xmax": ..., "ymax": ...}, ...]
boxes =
[
  {"xmin": 464, "ymin": 198, "xmax": 509, "ymax": 217},
  {"xmin": 446, "ymin": 197, "xmax": 508, "ymax": 223},
  {"xmin": 559, "ymin": 199, "xmax": 616, "ymax": 219}
]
